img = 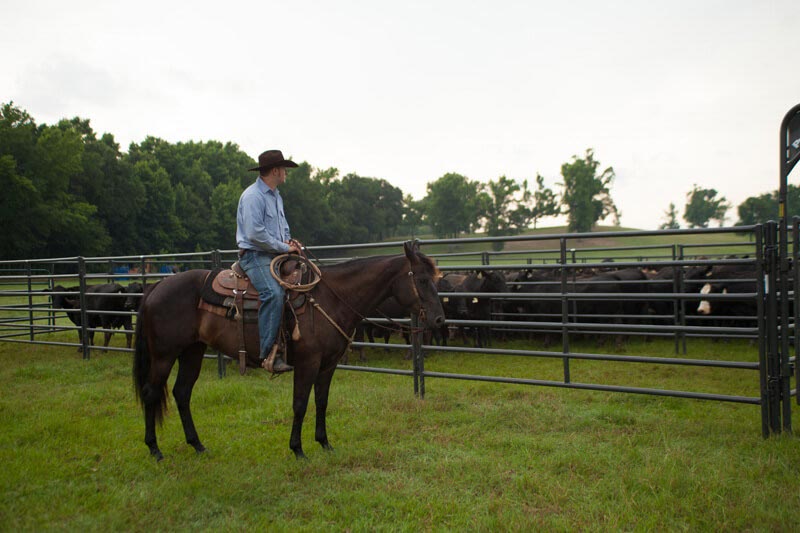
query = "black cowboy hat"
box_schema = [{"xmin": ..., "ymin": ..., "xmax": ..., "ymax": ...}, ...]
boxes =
[{"xmin": 248, "ymin": 150, "xmax": 298, "ymax": 172}]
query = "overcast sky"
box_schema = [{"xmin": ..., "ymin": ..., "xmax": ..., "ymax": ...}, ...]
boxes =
[{"xmin": 3, "ymin": 0, "xmax": 798, "ymax": 230}]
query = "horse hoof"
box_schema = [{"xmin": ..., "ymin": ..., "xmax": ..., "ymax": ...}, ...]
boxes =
[{"xmin": 151, "ymin": 450, "xmax": 164, "ymax": 461}]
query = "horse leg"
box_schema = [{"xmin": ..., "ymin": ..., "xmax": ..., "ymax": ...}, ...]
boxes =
[
  {"xmin": 173, "ymin": 342, "xmax": 207, "ymax": 454},
  {"xmin": 290, "ymin": 370, "xmax": 316, "ymax": 460},
  {"xmin": 142, "ymin": 357, "xmax": 175, "ymax": 461},
  {"xmin": 313, "ymin": 371, "xmax": 336, "ymax": 452}
]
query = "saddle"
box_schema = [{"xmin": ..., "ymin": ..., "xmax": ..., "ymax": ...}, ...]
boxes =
[
  {"xmin": 197, "ymin": 259, "xmax": 312, "ymax": 375},
  {"xmin": 199, "ymin": 260, "xmax": 308, "ymax": 317}
]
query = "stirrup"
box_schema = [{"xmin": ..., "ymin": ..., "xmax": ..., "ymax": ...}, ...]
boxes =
[{"xmin": 262, "ymin": 343, "xmax": 293, "ymax": 374}]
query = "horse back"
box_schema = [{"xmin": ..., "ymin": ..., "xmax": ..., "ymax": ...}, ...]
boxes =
[{"xmin": 139, "ymin": 270, "xmax": 210, "ymax": 345}]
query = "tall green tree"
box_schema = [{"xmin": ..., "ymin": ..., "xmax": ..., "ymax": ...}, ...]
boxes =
[
  {"xmin": 735, "ymin": 185, "xmax": 800, "ymax": 226},
  {"xmin": 481, "ymin": 176, "xmax": 539, "ymax": 250},
  {"xmin": 529, "ymin": 173, "xmax": 559, "ymax": 229},
  {"xmin": 423, "ymin": 173, "xmax": 482, "ymax": 238},
  {"xmin": 683, "ymin": 185, "xmax": 730, "ymax": 228},
  {"xmin": 559, "ymin": 149, "xmax": 619, "ymax": 233},
  {"xmin": 326, "ymin": 173, "xmax": 404, "ymax": 243},
  {"xmin": 131, "ymin": 157, "xmax": 186, "ymax": 254},
  {"xmin": 210, "ymin": 180, "xmax": 243, "ymax": 249},
  {"xmin": 280, "ymin": 163, "xmax": 345, "ymax": 245},
  {"xmin": 0, "ymin": 104, "xmax": 111, "ymax": 258},
  {"xmin": 660, "ymin": 202, "xmax": 680, "ymax": 229}
]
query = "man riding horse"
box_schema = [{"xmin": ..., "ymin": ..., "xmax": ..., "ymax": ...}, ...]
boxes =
[{"xmin": 236, "ymin": 149, "xmax": 301, "ymax": 374}]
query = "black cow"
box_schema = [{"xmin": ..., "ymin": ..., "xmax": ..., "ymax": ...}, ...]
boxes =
[
  {"xmin": 50, "ymin": 283, "xmax": 133, "ymax": 351},
  {"xmin": 124, "ymin": 282, "xmax": 145, "ymax": 312},
  {"xmin": 504, "ymin": 268, "xmax": 562, "ymax": 345},
  {"xmin": 573, "ymin": 268, "xmax": 648, "ymax": 348},
  {"xmin": 448, "ymin": 270, "xmax": 508, "ymax": 348},
  {"xmin": 644, "ymin": 264, "xmax": 712, "ymax": 321},
  {"xmin": 696, "ymin": 264, "xmax": 758, "ymax": 335}
]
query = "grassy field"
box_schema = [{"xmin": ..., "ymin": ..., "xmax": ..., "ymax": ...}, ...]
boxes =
[{"xmin": 1, "ymin": 330, "xmax": 799, "ymax": 531}]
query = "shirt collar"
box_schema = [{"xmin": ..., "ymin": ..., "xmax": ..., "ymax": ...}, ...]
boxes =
[{"xmin": 255, "ymin": 177, "xmax": 279, "ymax": 196}]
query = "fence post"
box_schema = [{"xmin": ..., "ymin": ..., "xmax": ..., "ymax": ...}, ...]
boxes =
[
  {"xmin": 794, "ymin": 217, "xmax": 800, "ymax": 406},
  {"xmin": 26, "ymin": 261, "xmax": 33, "ymax": 341},
  {"xmin": 78, "ymin": 257, "xmax": 90, "ymax": 360},
  {"xmin": 755, "ymin": 224, "xmax": 770, "ymax": 437},
  {"xmin": 670, "ymin": 244, "xmax": 679, "ymax": 355},
  {"xmin": 763, "ymin": 221, "xmax": 783, "ymax": 435},
  {"xmin": 678, "ymin": 244, "xmax": 688, "ymax": 354},
  {"xmin": 778, "ymin": 223, "xmax": 793, "ymax": 433},
  {"xmin": 560, "ymin": 238, "xmax": 571, "ymax": 384},
  {"xmin": 139, "ymin": 256, "xmax": 147, "ymax": 289},
  {"xmin": 411, "ymin": 313, "xmax": 424, "ymax": 398}
]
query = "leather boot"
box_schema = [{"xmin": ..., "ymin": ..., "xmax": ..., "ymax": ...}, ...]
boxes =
[{"xmin": 262, "ymin": 343, "xmax": 294, "ymax": 374}]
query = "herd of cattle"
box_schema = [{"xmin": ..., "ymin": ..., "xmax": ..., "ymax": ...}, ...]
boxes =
[
  {"xmin": 352, "ymin": 258, "xmax": 763, "ymax": 359},
  {"xmin": 44, "ymin": 258, "xmax": 762, "ymax": 355}
]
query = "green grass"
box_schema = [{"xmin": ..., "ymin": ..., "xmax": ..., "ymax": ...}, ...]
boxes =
[{"xmin": 1, "ymin": 332, "xmax": 798, "ymax": 531}]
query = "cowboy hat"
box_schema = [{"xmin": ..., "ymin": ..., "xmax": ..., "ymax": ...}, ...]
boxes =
[{"xmin": 248, "ymin": 150, "xmax": 298, "ymax": 171}]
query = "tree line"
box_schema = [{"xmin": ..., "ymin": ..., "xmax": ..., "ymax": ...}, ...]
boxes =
[{"xmin": 0, "ymin": 101, "xmax": 790, "ymax": 260}]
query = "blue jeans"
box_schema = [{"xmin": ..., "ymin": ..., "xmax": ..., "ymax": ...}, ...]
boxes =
[{"xmin": 238, "ymin": 250, "xmax": 285, "ymax": 359}]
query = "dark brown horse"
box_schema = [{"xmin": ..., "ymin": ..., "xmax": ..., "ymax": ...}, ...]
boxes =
[{"xmin": 133, "ymin": 241, "xmax": 445, "ymax": 460}]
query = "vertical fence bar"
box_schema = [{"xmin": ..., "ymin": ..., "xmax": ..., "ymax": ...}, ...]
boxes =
[
  {"xmin": 779, "ymin": 222, "xmax": 793, "ymax": 433},
  {"xmin": 78, "ymin": 257, "xmax": 90, "ymax": 360},
  {"xmin": 26, "ymin": 261, "xmax": 34, "ymax": 341},
  {"xmin": 671, "ymin": 244, "xmax": 679, "ymax": 355},
  {"xmin": 765, "ymin": 221, "xmax": 781, "ymax": 434},
  {"xmin": 560, "ymin": 238, "xmax": 571, "ymax": 384},
  {"xmin": 139, "ymin": 256, "xmax": 147, "ymax": 289},
  {"xmin": 678, "ymin": 244, "xmax": 688, "ymax": 354},
  {"xmin": 755, "ymin": 224, "xmax": 770, "ymax": 437},
  {"xmin": 412, "ymin": 313, "xmax": 424, "ymax": 398},
  {"xmin": 794, "ymin": 217, "xmax": 800, "ymax": 406}
]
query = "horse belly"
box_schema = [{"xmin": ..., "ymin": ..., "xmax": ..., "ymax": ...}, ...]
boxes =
[{"xmin": 198, "ymin": 312, "xmax": 261, "ymax": 366}]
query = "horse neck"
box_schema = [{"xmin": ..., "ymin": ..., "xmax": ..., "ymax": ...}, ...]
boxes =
[{"xmin": 319, "ymin": 255, "xmax": 407, "ymax": 324}]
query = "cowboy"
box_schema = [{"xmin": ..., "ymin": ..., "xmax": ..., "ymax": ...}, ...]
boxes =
[{"xmin": 236, "ymin": 149, "xmax": 301, "ymax": 373}]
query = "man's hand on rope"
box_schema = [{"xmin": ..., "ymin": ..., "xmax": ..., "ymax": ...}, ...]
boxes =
[{"xmin": 286, "ymin": 239, "xmax": 303, "ymax": 255}]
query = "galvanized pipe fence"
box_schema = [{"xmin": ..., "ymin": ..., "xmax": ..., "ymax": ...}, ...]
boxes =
[{"xmin": 0, "ymin": 223, "xmax": 795, "ymax": 436}]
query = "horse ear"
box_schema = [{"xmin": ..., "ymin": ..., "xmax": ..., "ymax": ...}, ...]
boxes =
[{"xmin": 403, "ymin": 240, "xmax": 420, "ymax": 260}]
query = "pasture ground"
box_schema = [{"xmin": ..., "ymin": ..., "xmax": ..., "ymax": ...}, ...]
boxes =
[{"xmin": 1, "ymin": 333, "xmax": 799, "ymax": 531}]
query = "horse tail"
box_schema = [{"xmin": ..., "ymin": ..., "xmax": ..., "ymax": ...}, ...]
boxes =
[{"xmin": 132, "ymin": 299, "xmax": 169, "ymax": 425}]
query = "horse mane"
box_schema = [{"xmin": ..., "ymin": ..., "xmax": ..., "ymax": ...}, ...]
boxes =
[{"xmin": 320, "ymin": 252, "xmax": 440, "ymax": 278}]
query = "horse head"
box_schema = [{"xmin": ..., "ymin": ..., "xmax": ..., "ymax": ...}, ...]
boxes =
[{"xmin": 390, "ymin": 241, "xmax": 445, "ymax": 330}]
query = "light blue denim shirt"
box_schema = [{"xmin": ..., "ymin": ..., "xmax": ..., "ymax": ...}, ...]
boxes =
[{"xmin": 236, "ymin": 177, "xmax": 291, "ymax": 254}]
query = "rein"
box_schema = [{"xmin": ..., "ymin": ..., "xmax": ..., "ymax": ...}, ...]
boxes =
[{"xmin": 281, "ymin": 247, "xmax": 428, "ymax": 341}]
